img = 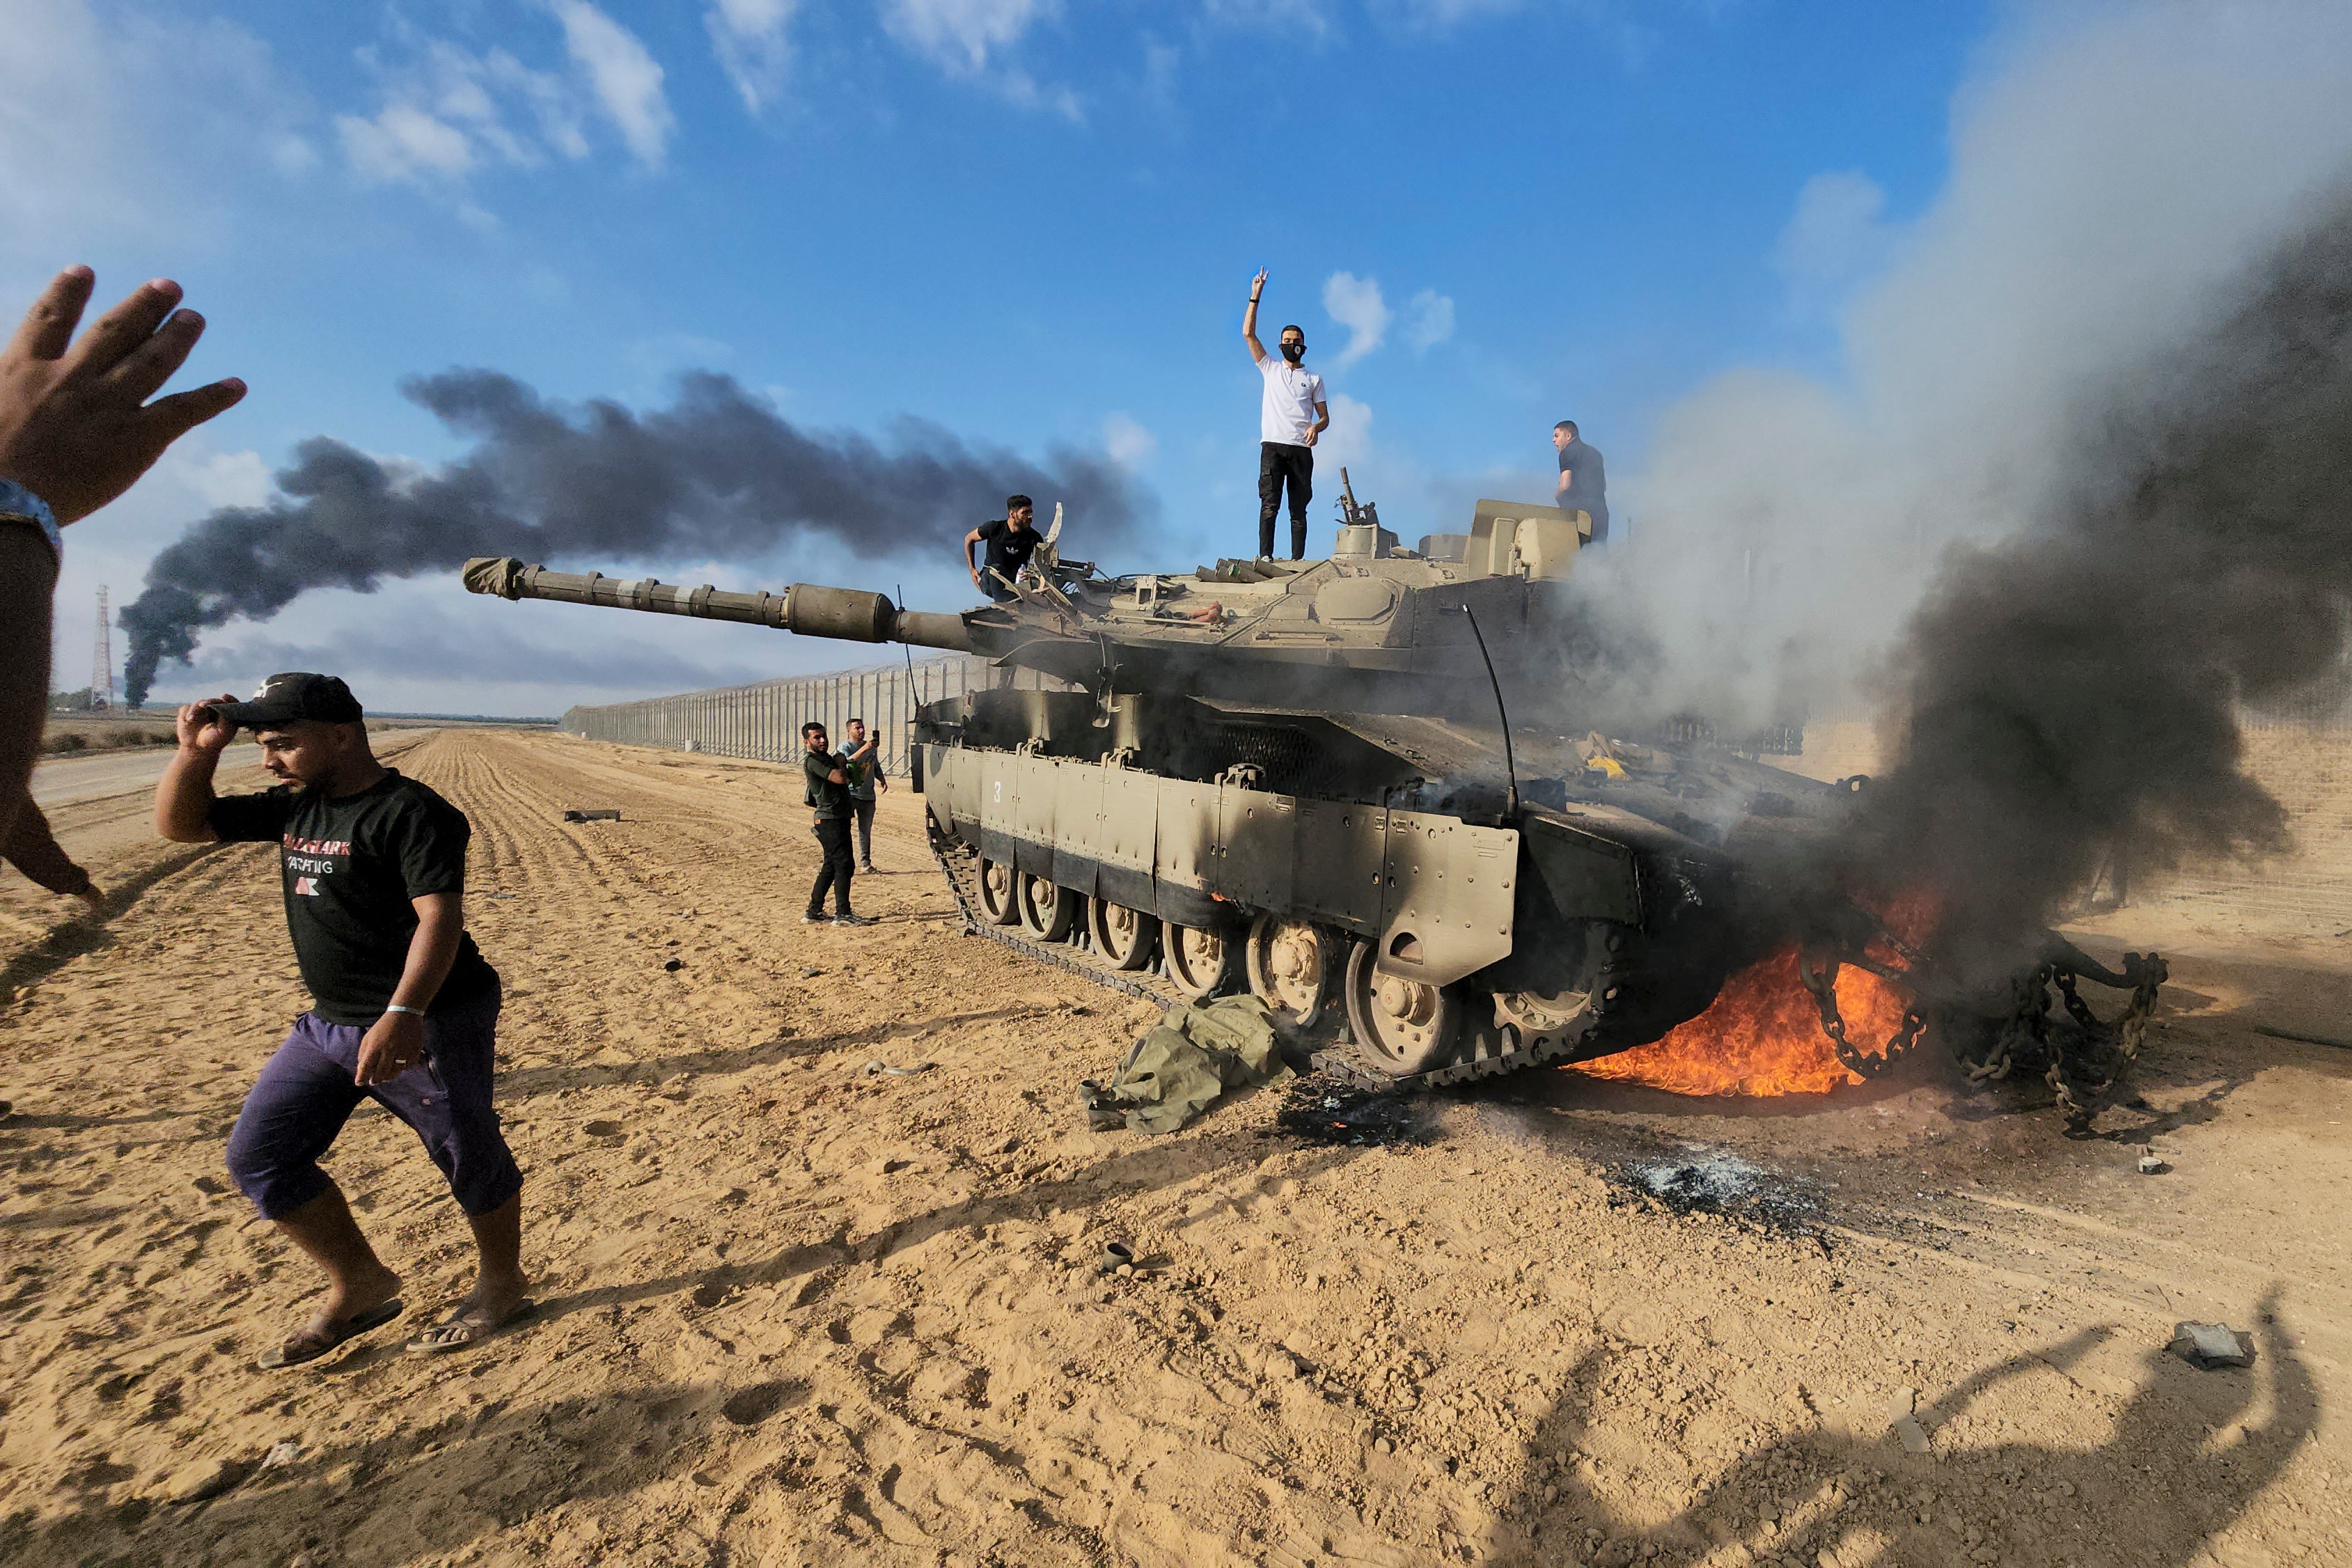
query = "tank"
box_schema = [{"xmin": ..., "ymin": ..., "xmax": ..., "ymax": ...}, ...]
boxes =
[{"xmin": 461, "ymin": 485, "xmax": 2164, "ymax": 1101}]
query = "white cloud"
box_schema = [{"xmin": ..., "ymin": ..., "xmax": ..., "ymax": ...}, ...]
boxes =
[
  {"xmin": 881, "ymin": 0, "xmax": 1080, "ymax": 118},
  {"xmin": 706, "ymin": 0, "xmax": 799, "ymax": 112},
  {"xmin": 1771, "ymin": 169, "xmax": 1897, "ymax": 308},
  {"xmin": 334, "ymin": 9, "xmax": 668, "ymax": 189},
  {"xmin": 549, "ymin": 0, "xmax": 675, "ymax": 168},
  {"xmin": 883, "ymin": 0, "xmax": 1055, "ymax": 72},
  {"xmin": 1376, "ymin": 0, "xmax": 1521, "ymax": 25},
  {"xmin": 1104, "ymin": 413, "xmax": 1157, "ymax": 468},
  {"xmin": 1199, "ymin": 0, "xmax": 1335, "ymax": 37},
  {"xmin": 340, "ymin": 100, "xmax": 477, "ymax": 183},
  {"xmin": 1321, "ymin": 271, "xmax": 1390, "ymax": 368},
  {"xmin": 1318, "ymin": 391, "xmax": 1374, "ymax": 471},
  {"xmin": 182, "ymin": 450, "xmax": 274, "ymax": 511},
  {"xmin": 1402, "ymin": 288, "xmax": 1455, "ymax": 352},
  {"xmin": 0, "ymin": 0, "xmax": 311, "ymax": 260}
]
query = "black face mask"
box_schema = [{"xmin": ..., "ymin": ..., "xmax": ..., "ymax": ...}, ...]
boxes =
[{"xmin": 1280, "ymin": 340, "xmax": 1304, "ymax": 363}]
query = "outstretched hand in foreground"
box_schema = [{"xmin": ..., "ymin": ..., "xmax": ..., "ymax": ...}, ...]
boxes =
[{"xmin": 0, "ymin": 267, "xmax": 246, "ymax": 524}]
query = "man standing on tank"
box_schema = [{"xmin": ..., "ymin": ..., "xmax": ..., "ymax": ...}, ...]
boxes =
[
  {"xmin": 964, "ymin": 496, "xmax": 1042, "ymax": 603},
  {"xmin": 1552, "ymin": 420, "xmax": 1610, "ymax": 543},
  {"xmin": 1244, "ymin": 270, "xmax": 1329, "ymax": 561},
  {"xmin": 802, "ymin": 721, "xmax": 870, "ymax": 926}
]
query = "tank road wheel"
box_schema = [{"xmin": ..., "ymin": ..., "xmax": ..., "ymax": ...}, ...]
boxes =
[
  {"xmin": 977, "ymin": 859, "xmax": 1020, "ymax": 926},
  {"xmin": 1343, "ymin": 938, "xmax": 1464, "ymax": 1079},
  {"xmin": 1017, "ymin": 874, "xmax": 1079, "ymax": 942},
  {"xmin": 1246, "ymin": 914, "xmax": 1340, "ymax": 1030},
  {"xmin": 1165, "ymin": 923, "xmax": 1239, "ymax": 1001},
  {"xmin": 1087, "ymin": 899, "xmax": 1161, "ymax": 971},
  {"xmin": 1493, "ymin": 985, "xmax": 1594, "ymax": 1036}
]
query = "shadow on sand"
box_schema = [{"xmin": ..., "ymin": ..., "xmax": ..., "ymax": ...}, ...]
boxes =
[{"xmin": 1479, "ymin": 1293, "xmax": 2314, "ymax": 1567}]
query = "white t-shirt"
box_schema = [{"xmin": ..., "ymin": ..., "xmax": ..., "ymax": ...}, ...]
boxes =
[{"xmin": 1259, "ymin": 356, "xmax": 1326, "ymax": 446}]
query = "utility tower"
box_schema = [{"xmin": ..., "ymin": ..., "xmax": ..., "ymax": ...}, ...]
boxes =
[{"xmin": 92, "ymin": 586, "xmax": 114, "ymax": 711}]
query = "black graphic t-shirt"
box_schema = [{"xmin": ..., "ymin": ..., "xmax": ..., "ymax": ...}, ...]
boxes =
[
  {"xmin": 974, "ymin": 518, "xmax": 1040, "ymax": 601},
  {"xmin": 209, "ymin": 769, "xmax": 499, "ymax": 1026}
]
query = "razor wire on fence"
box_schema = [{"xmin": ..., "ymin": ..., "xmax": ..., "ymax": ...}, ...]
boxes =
[{"xmin": 557, "ymin": 654, "xmax": 1052, "ymax": 776}]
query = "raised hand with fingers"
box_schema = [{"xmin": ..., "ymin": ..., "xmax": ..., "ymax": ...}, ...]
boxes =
[{"xmin": 0, "ymin": 267, "xmax": 246, "ymax": 525}]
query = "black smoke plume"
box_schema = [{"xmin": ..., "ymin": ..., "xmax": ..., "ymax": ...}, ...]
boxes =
[
  {"xmin": 1851, "ymin": 183, "xmax": 2352, "ymax": 986},
  {"xmin": 122, "ymin": 370, "xmax": 1150, "ymax": 705}
]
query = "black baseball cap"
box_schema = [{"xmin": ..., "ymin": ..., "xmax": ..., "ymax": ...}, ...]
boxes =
[{"xmin": 211, "ymin": 673, "xmax": 365, "ymax": 728}]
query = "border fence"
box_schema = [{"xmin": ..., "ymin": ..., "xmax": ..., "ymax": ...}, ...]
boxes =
[{"xmin": 558, "ymin": 654, "xmax": 1057, "ymax": 776}]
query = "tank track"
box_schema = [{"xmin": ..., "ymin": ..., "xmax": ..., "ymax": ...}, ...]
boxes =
[
  {"xmin": 927, "ymin": 825, "xmax": 1186, "ymax": 1008},
  {"xmin": 926, "ymin": 822, "xmax": 1669, "ymax": 1095},
  {"xmin": 1312, "ymin": 928, "xmax": 1675, "ymax": 1093}
]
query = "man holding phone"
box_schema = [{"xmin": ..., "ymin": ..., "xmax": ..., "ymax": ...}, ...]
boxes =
[{"xmin": 156, "ymin": 673, "xmax": 528, "ymax": 1367}]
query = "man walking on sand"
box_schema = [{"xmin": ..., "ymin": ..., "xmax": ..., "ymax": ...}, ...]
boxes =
[
  {"xmin": 156, "ymin": 673, "xmax": 529, "ymax": 1368},
  {"xmin": 1244, "ymin": 269, "xmax": 1329, "ymax": 561},
  {"xmin": 802, "ymin": 721, "xmax": 871, "ymax": 926},
  {"xmin": 842, "ymin": 716, "xmax": 888, "ymax": 875}
]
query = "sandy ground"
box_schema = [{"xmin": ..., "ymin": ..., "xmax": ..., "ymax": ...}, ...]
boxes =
[{"xmin": 2, "ymin": 729, "xmax": 2349, "ymax": 1568}]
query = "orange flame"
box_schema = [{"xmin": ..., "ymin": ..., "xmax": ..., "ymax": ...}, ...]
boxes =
[{"xmin": 1571, "ymin": 935, "xmax": 1926, "ymax": 1097}]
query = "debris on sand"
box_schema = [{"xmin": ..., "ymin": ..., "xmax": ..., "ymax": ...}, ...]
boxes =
[
  {"xmin": 1272, "ymin": 1077, "xmax": 1432, "ymax": 1150},
  {"xmin": 1616, "ymin": 1145, "xmax": 1821, "ymax": 1231},
  {"xmin": 1887, "ymin": 1388, "xmax": 1933, "ymax": 1455},
  {"xmin": 562, "ymin": 808, "xmax": 622, "ymax": 822},
  {"xmin": 2170, "ymin": 1322, "xmax": 2257, "ymax": 1369}
]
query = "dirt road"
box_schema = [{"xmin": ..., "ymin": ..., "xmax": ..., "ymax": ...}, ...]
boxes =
[{"xmin": 1, "ymin": 730, "xmax": 2346, "ymax": 1567}]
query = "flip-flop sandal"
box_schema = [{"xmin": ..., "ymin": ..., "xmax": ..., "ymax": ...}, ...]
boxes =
[
  {"xmin": 257, "ymin": 1297, "xmax": 405, "ymax": 1370},
  {"xmin": 404, "ymin": 1299, "xmax": 537, "ymax": 1355}
]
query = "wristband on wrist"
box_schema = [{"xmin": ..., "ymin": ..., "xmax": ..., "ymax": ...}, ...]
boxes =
[
  {"xmin": 0, "ymin": 479, "xmax": 61, "ymax": 564},
  {"xmin": 384, "ymin": 1003, "xmax": 426, "ymax": 1017}
]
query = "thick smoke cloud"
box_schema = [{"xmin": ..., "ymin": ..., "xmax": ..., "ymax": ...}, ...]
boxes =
[
  {"xmin": 1856, "ymin": 187, "xmax": 2352, "ymax": 985},
  {"xmin": 1555, "ymin": 0, "xmax": 2352, "ymax": 983},
  {"xmin": 122, "ymin": 370, "xmax": 1150, "ymax": 704},
  {"xmin": 1589, "ymin": 0, "xmax": 2352, "ymax": 731}
]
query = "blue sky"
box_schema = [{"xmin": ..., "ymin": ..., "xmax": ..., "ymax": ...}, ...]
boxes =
[{"xmin": 17, "ymin": 0, "xmax": 2001, "ymax": 712}]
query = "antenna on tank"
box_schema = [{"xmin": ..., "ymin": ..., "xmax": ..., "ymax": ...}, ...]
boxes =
[{"xmin": 1458, "ymin": 604, "xmax": 1519, "ymax": 818}]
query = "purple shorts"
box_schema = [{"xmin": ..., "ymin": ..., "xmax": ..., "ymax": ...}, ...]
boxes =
[{"xmin": 225, "ymin": 988, "xmax": 521, "ymax": 1220}]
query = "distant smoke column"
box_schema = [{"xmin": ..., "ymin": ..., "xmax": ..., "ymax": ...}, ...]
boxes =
[
  {"xmin": 1849, "ymin": 184, "xmax": 2352, "ymax": 986},
  {"xmin": 119, "ymin": 370, "xmax": 1152, "ymax": 705}
]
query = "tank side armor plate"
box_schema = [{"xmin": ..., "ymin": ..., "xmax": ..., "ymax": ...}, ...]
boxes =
[{"xmin": 925, "ymin": 743, "xmax": 1516, "ymax": 988}]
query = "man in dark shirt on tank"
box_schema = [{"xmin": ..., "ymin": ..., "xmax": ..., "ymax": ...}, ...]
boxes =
[
  {"xmin": 801, "ymin": 720, "xmax": 871, "ymax": 927},
  {"xmin": 154, "ymin": 673, "xmax": 528, "ymax": 1368},
  {"xmin": 963, "ymin": 494, "xmax": 1042, "ymax": 603},
  {"xmin": 1553, "ymin": 419, "xmax": 1610, "ymax": 544}
]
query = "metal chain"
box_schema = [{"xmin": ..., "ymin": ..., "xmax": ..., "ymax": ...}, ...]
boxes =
[{"xmin": 1798, "ymin": 950, "xmax": 1928, "ymax": 1080}]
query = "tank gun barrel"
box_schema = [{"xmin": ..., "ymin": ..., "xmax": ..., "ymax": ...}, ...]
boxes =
[{"xmin": 460, "ymin": 557, "xmax": 973, "ymax": 652}]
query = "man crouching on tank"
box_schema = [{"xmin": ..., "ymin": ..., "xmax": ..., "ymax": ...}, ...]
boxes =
[{"xmin": 155, "ymin": 674, "xmax": 530, "ymax": 1367}]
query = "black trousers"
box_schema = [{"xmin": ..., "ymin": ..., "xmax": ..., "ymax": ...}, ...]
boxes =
[
  {"xmin": 851, "ymin": 797, "xmax": 877, "ymax": 865},
  {"xmin": 808, "ymin": 817, "xmax": 854, "ymax": 916},
  {"xmin": 1258, "ymin": 442, "xmax": 1313, "ymax": 558}
]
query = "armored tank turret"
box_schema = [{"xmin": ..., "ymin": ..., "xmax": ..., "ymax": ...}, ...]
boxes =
[{"xmin": 464, "ymin": 489, "xmax": 2161, "ymax": 1095}]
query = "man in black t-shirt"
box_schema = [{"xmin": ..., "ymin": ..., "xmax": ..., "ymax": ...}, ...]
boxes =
[
  {"xmin": 1552, "ymin": 419, "xmax": 1610, "ymax": 544},
  {"xmin": 801, "ymin": 720, "xmax": 870, "ymax": 926},
  {"xmin": 156, "ymin": 673, "xmax": 528, "ymax": 1369},
  {"xmin": 962, "ymin": 494, "xmax": 1042, "ymax": 603}
]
